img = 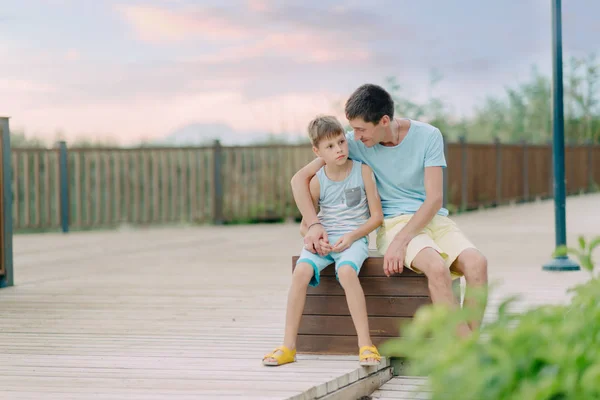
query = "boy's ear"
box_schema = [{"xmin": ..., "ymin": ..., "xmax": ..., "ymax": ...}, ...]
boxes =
[{"xmin": 312, "ymin": 146, "xmax": 320, "ymax": 158}]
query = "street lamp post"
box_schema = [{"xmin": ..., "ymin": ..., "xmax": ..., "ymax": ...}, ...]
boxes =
[{"xmin": 543, "ymin": 0, "xmax": 579, "ymax": 271}]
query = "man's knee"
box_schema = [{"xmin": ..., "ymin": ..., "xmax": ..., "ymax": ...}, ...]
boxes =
[
  {"xmin": 412, "ymin": 249, "xmax": 451, "ymax": 287},
  {"xmin": 455, "ymin": 249, "xmax": 488, "ymax": 282}
]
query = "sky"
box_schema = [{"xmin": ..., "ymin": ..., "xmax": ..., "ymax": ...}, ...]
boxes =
[{"xmin": 1, "ymin": 0, "xmax": 598, "ymax": 145}]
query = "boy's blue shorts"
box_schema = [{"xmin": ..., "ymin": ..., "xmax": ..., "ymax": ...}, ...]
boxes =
[{"xmin": 295, "ymin": 236, "xmax": 369, "ymax": 287}]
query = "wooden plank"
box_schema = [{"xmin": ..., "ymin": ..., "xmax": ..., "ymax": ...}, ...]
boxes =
[
  {"xmin": 179, "ymin": 149, "xmax": 187, "ymax": 222},
  {"xmin": 189, "ymin": 150, "xmax": 197, "ymax": 222},
  {"xmin": 12, "ymin": 152, "xmax": 19, "ymax": 229},
  {"xmin": 306, "ymin": 276, "xmax": 430, "ymax": 297},
  {"xmin": 44, "ymin": 151, "xmax": 51, "ymax": 227},
  {"xmin": 299, "ymin": 315, "xmax": 410, "ymax": 337},
  {"xmin": 95, "ymin": 152, "xmax": 101, "ymax": 224},
  {"xmin": 23, "ymin": 151, "xmax": 30, "ymax": 228},
  {"xmin": 152, "ymin": 150, "xmax": 160, "ymax": 223},
  {"xmin": 170, "ymin": 151, "xmax": 177, "ymax": 221},
  {"xmin": 303, "ymin": 295, "xmax": 431, "ymax": 317},
  {"xmin": 84, "ymin": 152, "xmax": 92, "ymax": 226},
  {"xmin": 296, "ymin": 334, "xmax": 395, "ymax": 354},
  {"xmin": 144, "ymin": 151, "xmax": 151, "ymax": 223},
  {"xmin": 104, "ymin": 152, "xmax": 111, "ymax": 224},
  {"xmin": 33, "ymin": 151, "xmax": 41, "ymax": 227},
  {"xmin": 54, "ymin": 150, "xmax": 61, "ymax": 227},
  {"xmin": 114, "ymin": 152, "xmax": 121, "ymax": 223},
  {"xmin": 161, "ymin": 151, "xmax": 168, "ymax": 222}
]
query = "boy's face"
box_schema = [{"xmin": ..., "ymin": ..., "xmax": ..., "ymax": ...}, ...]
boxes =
[
  {"xmin": 349, "ymin": 116, "xmax": 389, "ymax": 147},
  {"xmin": 313, "ymin": 133, "xmax": 349, "ymax": 166}
]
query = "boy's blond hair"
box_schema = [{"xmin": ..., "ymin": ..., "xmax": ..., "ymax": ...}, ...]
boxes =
[{"xmin": 307, "ymin": 115, "xmax": 345, "ymax": 147}]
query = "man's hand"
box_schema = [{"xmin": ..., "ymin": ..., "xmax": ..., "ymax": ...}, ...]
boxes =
[
  {"xmin": 332, "ymin": 233, "xmax": 355, "ymax": 253},
  {"xmin": 303, "ymin": 223, "xmax": 329, "ymax": 256},
  {"xmin": 383, "ymin": 237, "xmax": 409, "ymax": 277}
]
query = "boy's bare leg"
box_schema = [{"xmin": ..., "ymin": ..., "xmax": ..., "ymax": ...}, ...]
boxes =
[
  {"xmin": 264, "ymin": 263, "xmax": 314, "ymax": 363},
  {"xmin": 337, "ymin": 265, "xmax": 378, "ymax": 363}
]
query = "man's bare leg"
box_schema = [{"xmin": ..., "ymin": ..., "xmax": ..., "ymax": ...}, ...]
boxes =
[
  {"xmin": 451, "ymin": 248, "xmax": 488, "ymax": 331},
  {"xmin": 411, "ymin": 248, "xmax": 472, "ymax": 337}
]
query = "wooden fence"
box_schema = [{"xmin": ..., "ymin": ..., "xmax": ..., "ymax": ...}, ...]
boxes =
[{"xmin": 8, "ymin": 139, "xmax": 600, "ymax": 232}]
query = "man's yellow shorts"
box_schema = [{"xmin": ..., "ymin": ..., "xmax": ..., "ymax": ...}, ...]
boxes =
[{"xmin": 375, "ymin": 214, "xmax": 477, "ymax": 280}]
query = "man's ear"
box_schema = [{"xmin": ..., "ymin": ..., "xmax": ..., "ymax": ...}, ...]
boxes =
[{"xmin": 379, "ymin": 115, "xmax": 391, "ymax": 127}]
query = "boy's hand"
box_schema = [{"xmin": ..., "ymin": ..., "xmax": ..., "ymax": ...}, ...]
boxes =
[
  {"xmin": 332, "ymin": 233, "xmax": 355, "ymax": 253},
  {"xmin": 319, "ymin": 239, "xmax": 332, "ymax": 255}
]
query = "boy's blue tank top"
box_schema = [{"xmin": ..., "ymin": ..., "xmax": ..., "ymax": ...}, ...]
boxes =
[{"xmin": 316, "ymin": 160, "xmax": 370, "ymax": 238}]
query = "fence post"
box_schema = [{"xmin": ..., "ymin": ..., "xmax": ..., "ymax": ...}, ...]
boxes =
[
  {"xmin": 0, "ymin": 116, "xmax": 14, "ymax": 288},
  {"xmin": 495, "ymin": 137, "xmax": 502, "ymax": 206},
  {"xmin": 442, "ymin": 133, "xmax": 448, "ymax": 209},
  {"xmin": 522, "ymin": 139, "xmax": 529, "ymax": 202},
  {"xmin": 460, "ymin": 136, "xmax": 467, "ymax": 212},
  {"xmin": 58, "ymin": 141, "xmax": 69, "ymax": 233},
  {"xmin": 587, "ymin": 139, "xmax": 593, "ymax": 192},
  {"xmin": 212, "ymin": 139, "xmax": 224, "ymax": 225}
]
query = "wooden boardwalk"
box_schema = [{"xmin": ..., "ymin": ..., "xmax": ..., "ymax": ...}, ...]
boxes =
[{"xmin": 0, "ymin": 193, "xmax": 598, "ymax": 399}]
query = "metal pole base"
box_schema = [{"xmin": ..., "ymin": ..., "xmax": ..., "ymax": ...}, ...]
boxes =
[{"xmin": 542, "ymin": 256, "xmax": 580, "ymax": 271}]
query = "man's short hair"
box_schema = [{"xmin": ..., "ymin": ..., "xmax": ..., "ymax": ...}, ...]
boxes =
[
  {"xmin": 345, "ymin": 83, "xmax": 394, "ymax": 124},
  {"xmin": 307, "ymin": 115, "xmax": 345, "ymax": 147}
]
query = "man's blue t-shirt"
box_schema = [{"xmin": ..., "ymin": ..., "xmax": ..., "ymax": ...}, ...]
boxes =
[{"xmin": 346, "ymin": 119, "xmax": 448, "ymax": 219}]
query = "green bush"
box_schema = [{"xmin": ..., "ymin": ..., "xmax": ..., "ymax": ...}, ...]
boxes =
[{"xmin": 380, "ymin": 236, "xmax": 600, "ymax": 400}]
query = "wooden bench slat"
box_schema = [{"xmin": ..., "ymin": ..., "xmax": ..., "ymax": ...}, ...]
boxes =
[
  {"xmin": 307, "ymin": 276, "xmax": 430, "ymax": 297},
  {"xmin": 297, "ymin": 334, "xmax": 395, "ymax": 355},
  {"xmin": 303, "ymin": 295, "xmax": 431, "ymax": 317},
  {"xmin": 298, "ymin": 315, "xmax": 410, "ymax": 337}
]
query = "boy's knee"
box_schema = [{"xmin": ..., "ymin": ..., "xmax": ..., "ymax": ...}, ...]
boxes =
[
  {"xmin": 337, "ymin": 264, "xmax": 358, "ymax": 285},
  {"xmin": 293, "ymin": 263, "xmax": 315, "ymax": 284}
]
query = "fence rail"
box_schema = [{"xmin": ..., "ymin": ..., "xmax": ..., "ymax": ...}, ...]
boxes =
[{"xmin": 8, "ymin": 139, "xmax": 600, "ymax": 232}]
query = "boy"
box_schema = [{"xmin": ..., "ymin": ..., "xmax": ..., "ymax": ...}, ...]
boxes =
[{"xmin": 262, "ymin": 115, "xmax": 384, "ymax": 367}]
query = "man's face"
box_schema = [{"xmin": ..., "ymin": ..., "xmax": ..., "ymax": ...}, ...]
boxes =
[
  {"xmin": 349, "ymin": 116, "xmax": 387, "ymax": 147},
  {"xmin": 313, "ymin": 133, "xmax": 349, "ymax": 165}
]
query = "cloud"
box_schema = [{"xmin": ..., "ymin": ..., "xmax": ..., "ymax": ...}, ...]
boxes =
[
  {"xmin": 115, "ymin": 4, "xmax": 254, "ymax": 43},
  {"xmin": 246, "ymin": 0, "xmax": 271, "ymax": 13},
  {"xmin": 6, "ymin": 88, "xmax": 344, "ymax": 145}
]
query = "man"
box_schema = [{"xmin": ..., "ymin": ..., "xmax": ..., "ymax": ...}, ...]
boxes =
[{"xmin": 291, "ymin": 84, "xmax": 488, "ymax": 336}]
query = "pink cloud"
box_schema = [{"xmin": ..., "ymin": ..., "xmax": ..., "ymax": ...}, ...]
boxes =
[
  {"xmin": 193, "ymin": 32, "xmax": 369, "ymax": 65},
  {"xmin": 5, "ymin": 89, "xmax": 345, "ymax": 145},
  {"xmin": 114, "ymin": 4, "xmax": 370, "ymax": 64},
  {"xmin": 115, "ymin": 5, "xmax": 253, "ymax": 42},
  {"xmin": 246, "ymin": 0, "xmax": 271, "ymax": 13}
]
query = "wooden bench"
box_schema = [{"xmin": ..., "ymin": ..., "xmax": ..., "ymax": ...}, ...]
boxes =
[{"xmin": 292, "ymin": 254, "xmax": 460, "ymax": 354}]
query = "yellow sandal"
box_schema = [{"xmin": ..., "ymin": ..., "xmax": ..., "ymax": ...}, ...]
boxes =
[
  {"xmin": 262, "ymin": 345, "xmax": 297, "ymax": 366},
  {"xmin": 359, "ymin": 345, "xmax": 381, "ymax": 366}
]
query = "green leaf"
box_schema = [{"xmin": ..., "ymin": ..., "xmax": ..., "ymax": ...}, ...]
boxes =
[
  {"xmin": 553, "ymin": 245, "xmax": 569, "ymax": 258},
  {"xmin": 578, "ymin": 235, "xmax": 587, "ymax": 250}
]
